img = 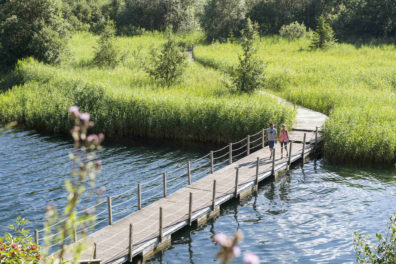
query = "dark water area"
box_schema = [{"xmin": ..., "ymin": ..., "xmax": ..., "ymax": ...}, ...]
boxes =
[{"xmin": 0, "ymin": 128, "xmax": 395, "ymax": 263}]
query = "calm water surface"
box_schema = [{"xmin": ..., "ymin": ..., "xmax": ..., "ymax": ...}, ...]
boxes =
[{"xmin": 0, "ymin": 129, "xmax": 395, "ymax": 263}]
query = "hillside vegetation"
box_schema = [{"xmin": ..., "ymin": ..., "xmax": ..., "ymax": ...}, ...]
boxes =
[
  {"xmin": 0, "ymin": 32, "xmax": 294, "ymax": 144},
  {"xmin": 194, "ymin": 38, "xmax": 396, "ymax": 164}
]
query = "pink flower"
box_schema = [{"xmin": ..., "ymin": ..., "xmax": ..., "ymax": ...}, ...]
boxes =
[
  {"xmin": 98, "ymin": 133, "xmax": 105, "ymax": 142},
  {"xmin": 11, "ymin": 244, "xmax": 18, "ymax": 249},
  {"xmin": 87, "ymin": 134, "xmax": 99, "ymax": 144},
  {"xmin": 69, "ymin": 106, "xmax": 79, "ymax": 115},
  {"xmin": 232, "ymin": 246, "xmax": 241, "ymax": 257},
  {"xmin": 80, "ymin": 113, "xmax": 90, "ymax": 122},
  {"xmin": 243, "ymin": 252, "xmax": 259, "ymax": 264},
  {"xmin": 214, "ymin": 233, "xmax": 232, "ymax": 247},
  {"xmin": 98, "ymin": 186, "xmax": 106, "ymax": 195}
]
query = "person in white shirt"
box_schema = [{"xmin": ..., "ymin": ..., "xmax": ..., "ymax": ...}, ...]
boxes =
[{"xmin": 266, "ymin": 123, "xmax": 277, "ymax": 159}]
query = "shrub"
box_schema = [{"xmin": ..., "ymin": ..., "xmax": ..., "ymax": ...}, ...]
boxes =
[
  {"xmin": 0, "ymin": 0, "xmax": 69, "ymax": 66},
  {"xmin": 200, "ymin": 0, "xmax": 247, "ymax": 42},
  {"xmin": 146, "ymin": 30, "xmax": 186, "ymax": 86},
  {"xmin": 93, "ymin": 22, "xmax": 119, "ymax": 68},
  {"xmin": 310, "ymin": 15, "xmax": 336, "ymax": 49},
  {"xmin": 279, "ymin": 21, "xmax": 307, "ymax": 40},
  {"xmin": 353, "ymin": 213, "xmax": 396, "ymax": 264},
  {"xmin": 0, "ymin": 217, "xmax": 40, "ymax": 263},
  {"xmin": 231, "ymin": 19, "xmax": 264, "ymax": 93},
  {"xmin": 62, "ymin": 0, "xmax": 106, "ymax": 32}
]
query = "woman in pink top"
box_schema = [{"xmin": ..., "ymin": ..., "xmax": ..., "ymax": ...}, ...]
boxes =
[{"xmin": 279, "ymin": 124, "xmax": 289, "ymax": 158}]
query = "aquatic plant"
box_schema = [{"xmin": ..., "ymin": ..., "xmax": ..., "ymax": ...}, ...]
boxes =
[{"xmin": 194, "ymin": 36, "xmax": 396, "ymax": 165}]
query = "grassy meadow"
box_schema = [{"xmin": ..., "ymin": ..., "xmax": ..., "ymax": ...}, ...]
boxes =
[
  {"xmin": 0, "ymin": 32, "xmax": 294, "ymax": 144},
  {"xmin": 194, "ymin": 38, "xmax": 396, "ymax": 164}
]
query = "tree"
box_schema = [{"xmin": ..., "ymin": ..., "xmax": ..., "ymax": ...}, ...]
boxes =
[
  {"xmin": 231, "ymin": 19, "xmax": 264, "ymax": 93},
  {"xmin": 310, "ymin": 15, "xmax": 336, "ymax": 49},
  {"xmin": 146, "ymin": 29, "xmax": 186, "ymax": 86},
  {"xmin": 93, "ymin": 21, "xmax": 119, "ymax": 68},
  {"xmin": 0, "ymin": 0, "xmax": 69, "ymax": 66},
  {"xmin": 354, "ymin": 213, "xmax": 396, "ymax": 264},
  {"xmin": 200, "ymin": 0, "xmax": 247, "ymax": 42}
]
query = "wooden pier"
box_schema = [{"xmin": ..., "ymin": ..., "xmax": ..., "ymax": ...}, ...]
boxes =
[{"xmin": 43, "ymin": 102, "xmax": 327, "ymax": 264}]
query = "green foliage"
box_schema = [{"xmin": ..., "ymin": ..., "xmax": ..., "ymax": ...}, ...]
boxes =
[
  {"xmin": 62, "ymin": 0, "xmax": 107, "ymax": 32},
  {"xmin": 194, "ymin": 36, "xmax": 396, "ymax": 165},
  {"xmin": 117, "ymin": 0, "xmax": 203, "ymax": 35},
  {"xmin": 200, "ymin": 0, "xmax": 247, "ymax": 42},
  {"xmin": 353, "ymin": 213, "xmax": 396, "ymax": 263},
  {"xmin": 279, "ymin": 21, "xmax": 307, "ymax": 40},
  {"xmin": 146, "ymin": 30, "xmax": 186, "ymax": 86},
  {"xmin": 93, "ymin": 22, "xmax": 119, "ymax": 68},
  {"xmin": 0, "ymin": 0, "xmax": 69, "ymax": 66},
  {"xmin": 310, "ymin": 15, "xmax": 336, "ymax": 49},
  {"xmin": 0, "ymin": 217, "xmax": 40, "ymax": 263},
  {"xmin": 0, "ymin": 32, "xmax": 295, "ymax": 144},
  {"xmin": 231, "ymin": 19, "xmax": 264, "ymax": 93}
]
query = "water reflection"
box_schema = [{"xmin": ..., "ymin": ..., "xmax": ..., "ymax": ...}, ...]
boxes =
[{"xmin": 148, "ymin": 160, "xmax": 396, "ymax": 263}]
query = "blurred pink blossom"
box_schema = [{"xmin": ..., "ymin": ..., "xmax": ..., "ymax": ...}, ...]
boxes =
[
  {"xmin": 80, "ymin": 113, "xmax": 90, "ymax": 122},
  {"xmin": 232, "ymin": 246, "xmax": 241, "ymax": 257},
  {"xmin": 214, "ymin": 233, "xmax": 232, "ymax": 247},
  {"xmin": 69, "ymin": 106, "xmax": 79, "ymax": 115},
  {"xmin": 243, "ymin": 252, "xmax": 259, "ymax": 264}
]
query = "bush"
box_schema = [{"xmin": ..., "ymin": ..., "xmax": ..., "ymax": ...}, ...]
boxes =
[
  {"xmin": 353, "ymin": 213, "xmax": 396, "ymax": 263},
  {"xmin": 200, "ymin": 0, "xmax": 247, "ymax": 42},
  {"xmin": 279, "ymin": 21, "xmax": 307, "ymax": 40},
  {"xmin": 0, "ymin": 217, "xmax": 40, "ymax": 263},
  {"xmin": 93, "ymin": 22, "xmax": 119, "ymax": 68},
  {"xmin": 146, "ymin": 30, "xmax": 186, "ymax": 86},
  {"xmin": 62, "ymin": 0, "xmax": 106, "ymax": 33},
  {"xmin": 0, "ymin": 0, "xmax": 69, "ymax": 66},
  {"xmin": 231, "ymin": 19, "xmax": 264, "ymax": 93},
  {"xmin": 310, "ymin": 15, "xmax": 336, "ymax": 49}
]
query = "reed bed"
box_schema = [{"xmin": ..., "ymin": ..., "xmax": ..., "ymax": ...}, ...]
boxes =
[
  {"xmin": 0, "ymin": 32, "xmax": 294, "ymax": 144},
  {"xmin": 194, "ymin": 37, "xmax": 396, "ymax": 164}
]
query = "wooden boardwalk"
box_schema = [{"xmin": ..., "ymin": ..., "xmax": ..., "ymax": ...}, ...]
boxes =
[{"xmin": 50, "ymin": 102, "xmax": 327, "ymax": 264}]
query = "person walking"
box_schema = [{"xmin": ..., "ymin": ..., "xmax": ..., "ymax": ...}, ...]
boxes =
[
  {"xmin": 279, "ymin": 124, "xmax": 289, "ymax": 158},
  {"xmin": 266, "ymin": 123, "xmax": 277, "ymax": 159}
]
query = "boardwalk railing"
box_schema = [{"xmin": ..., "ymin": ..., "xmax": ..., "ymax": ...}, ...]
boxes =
[{"xmin": 36, "ymin": 128, "xmax": 320, "ymax": 252}]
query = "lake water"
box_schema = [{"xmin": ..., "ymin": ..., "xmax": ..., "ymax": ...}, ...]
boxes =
[{"xmin": 0, "ymin": 129, "xmax": 395, "ymax": 263}]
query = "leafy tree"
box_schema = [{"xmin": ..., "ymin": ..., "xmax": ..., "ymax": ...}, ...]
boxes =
[
  {"xmin": 231, "ymin": 19, "xmax": 264, "ymax": 93},
  {"xmin": 310, "ymin": 15, "xmax": 336, "ymax": 49},
  {"xmin": 146, "ymin": 29, "xmax": 186, "ymax": 86},
  {"xmin": 62, "ymin": 0, "xmax": 106, "ymax": 32},
  {"xmin": 353, "ymin": 213, "xmax": 396, "ymax": 264},
  {"xmin": 201, "ymin": 0, "xmax": 247, "ymax": 42},
  {"xmin": 0, "ymin": 0, "xmax": 69, "ymax": 66},
  {"xmin": 93, "ymin": 21, "xmax": 119, "ymax": 68}
]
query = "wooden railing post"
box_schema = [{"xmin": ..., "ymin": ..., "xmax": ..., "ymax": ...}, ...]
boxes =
[
  {"xmin": 107, "ymin": 196, "xmax": 112, "ymax": 225},
  {"xmin": 262, "ymin": 128, "xmax": 265, "ymax": 148},
  {"xmin": 188, "ymin": 192, "xmax": 193, "ymax": 226},
  {"xmin": 256, "ymin": 157, "xmax": 259, "ymax": 186},
  {"xmin": 159, "ymin": 207, "xmax": 163, "ymax": 242},
  {"xmin": 229, "ymin": 143, "xmax": 233, "ymax": 164},
  {"xmin": 163, "ymin": 172, "xmax": 167, "ymax": 198},
  {"xmin": 34, "ymin": 230, "xmax": 38, "ymax": 245},
  {"xmin": 302, "ymin": 133, "xmax": 306, "ymax": 164},
  {"xmin": 138, "ymin": 183, "xmax": 141, "ymax": 210},
  {"xmin": 234, "ymin": 167, "xmax": 239, "ymax": 198},
  {"xmin": 128, "ymin": 224, "xmax": 133, "ymax": 262},
  {"xmin": 187, "ymin": 161, "xmax": 191, "ymax": 185},
  {"xmin": 212, "ymin": 180, "xmax": 216, "ymax": 210},
  {"xmin": 314, "ymin": 127, "xmax": 318, "ymax": 151},
  {"xmin": 93, "ymin": 242, "xmax": 97, "ymax": 259},
  {"xmin": 247, "ymin": 135, "xmax": 250, "ymax": 155},
  {"xmin": 210, "ymin": 151, "xmax": 214, "ymax": 174},
  {"xmin": 271, "ymin": 150, "xmax": 276, "ymax": 176},
  {"xmin": 288, "ymin": 141, "xmax": 293, "ymax": 166}
]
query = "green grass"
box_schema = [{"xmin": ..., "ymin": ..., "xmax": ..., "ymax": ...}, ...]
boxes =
[
  {"xmin": 0, "ymin": 32, "xmax": 295, "ymax": 144},
  {"xmin": 194, "ymin": 37, "xmax": 396, "ymax": 165}
]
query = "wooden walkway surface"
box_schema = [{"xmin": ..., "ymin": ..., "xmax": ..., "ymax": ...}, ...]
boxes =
[{"xmin": 59, "ymin": 101, "xmax": 327, "ymax": 264}]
